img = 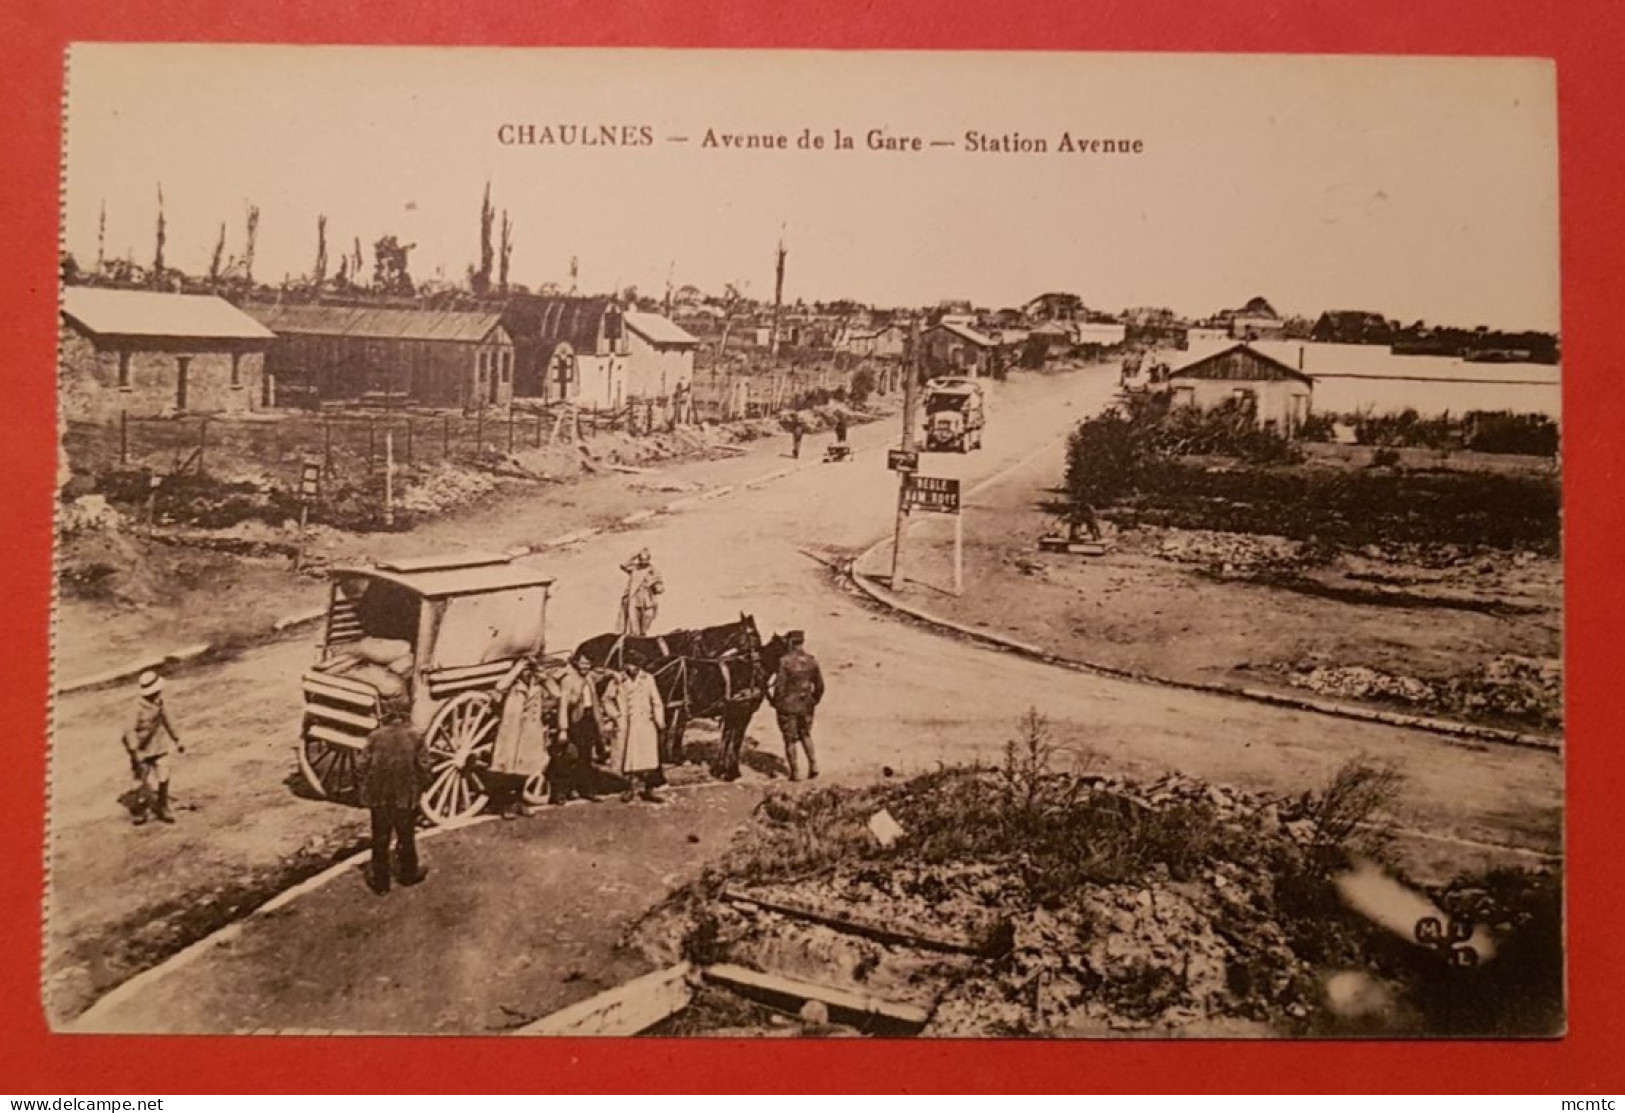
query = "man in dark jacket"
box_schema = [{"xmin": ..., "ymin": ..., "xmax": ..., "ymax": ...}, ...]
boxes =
[
  {"xmin": 767, "ymin": 629, "xmax": 825, "ymax": 781},
  {"xmin": 360, "ymin": 697, "xmax": 431, "ymax": 895}
]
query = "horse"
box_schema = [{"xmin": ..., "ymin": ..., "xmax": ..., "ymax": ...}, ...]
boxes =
[
  {"xmin": 667, "ymin": 630, "xmax": 790, "ymax": 778},
  {"xmin": 572, "ymin": 615, "xmax": 775, "ymax": 767}
]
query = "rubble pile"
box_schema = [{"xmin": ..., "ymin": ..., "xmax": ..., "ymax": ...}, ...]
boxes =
[
  {"xmin": 644, "ymin": 768, "xmax": 1377, "ymax": 1037},
  {"xmin": 1281, "ymin": 655, "xmax": 1563, "ymax": 731},
  {"xmin": 396, "ymin": 463, "xmax": 502, "ymax": 516},
  {"xmin": 1137, "ymin": 527, "xmax": 1309, "ymax": 575},
  {"xmin": 1441, "ymin": 655, "xmax": 1563, "ymax": 731},
  {"xmin": 1285, "ymin": 664, "xmax": 1437, "ymax": 708},
  {"xmin": 58, "ymin": 493, "xmax": 124, "ymax": 538}
]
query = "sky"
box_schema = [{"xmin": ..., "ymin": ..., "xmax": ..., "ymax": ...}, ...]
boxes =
[{"xmin": 62, "ymin": 46, "xmax": 1560, "ymax": 331}]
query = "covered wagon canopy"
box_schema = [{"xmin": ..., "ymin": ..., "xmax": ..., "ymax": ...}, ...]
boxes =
[
  {"xmin": 329, "ymin": 552, "xmax": 554, "ymax": 669},
  {"xmin": 331, "ymin": 551, "xmax": 555, "ymax": 598}
]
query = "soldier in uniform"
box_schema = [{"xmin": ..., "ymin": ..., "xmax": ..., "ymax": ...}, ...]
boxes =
[
  {"xmin": 121, "ymin": 670, "xmax": 184, "ymax": 825},
  {"xmin": 767, "ymin": 629, "xmax": 825, "ymax": 782},
  {"xmin": 358, "ymin": 696, "xmax": 431, "ymax": 895},
  {"xmin": 618, "ymin": 548, "xmax": 664, "ymax": 637}
]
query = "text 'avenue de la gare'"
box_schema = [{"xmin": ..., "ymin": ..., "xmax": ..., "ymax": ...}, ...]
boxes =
[{"xmin": 495, "ymin": 123, "xmax": 1144, "ymax": 156}]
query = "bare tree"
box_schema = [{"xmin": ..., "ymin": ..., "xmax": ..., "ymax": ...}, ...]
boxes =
[
  {"xmin": 716, "ymin": 281, "xmax": 750, "ymax": 367},
  {"xmin": 498, "ymin": 209, "xmax": 513, "ymax": 294},
  {"xmin": 243, "ymin": 203, "xmax": 260, "ymax": 284},
  {"xmin": 95, "ymin": 200, "xmax": 106, "ymax": 276},
  {"xmin": 373, "ymin": 234, "xmax": 416, "ymax": 295},
  {"xmin": 312, "ymin": 214, "xmax": 328, "ymax": 287},
  {"xmin": 151, "ymin": 184, "xmax": 167, "ymax": 287},
  {"xmin": 473, "ymin": 181, "xmax": 495, "ymax": 294},
  {"xmin": 208, "ymin": 221, "xmax": 227, "ymax": 283}
]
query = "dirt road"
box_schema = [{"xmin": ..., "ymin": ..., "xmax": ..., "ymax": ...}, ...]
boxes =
[{"xmin": 47, "ymin": 362, "xmax": 1563, "ymax": 1029}]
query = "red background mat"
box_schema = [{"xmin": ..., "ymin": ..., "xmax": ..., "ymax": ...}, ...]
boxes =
[{"xmin": 1, "ymin": 0, "xmax": 1620, "ymax": 1094}]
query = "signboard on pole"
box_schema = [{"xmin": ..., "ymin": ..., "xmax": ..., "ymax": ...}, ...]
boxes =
[
  {"xmin": 903, "ymin": 474, "xmax": 961, "ymax": 514},
  {"xmin": 299, "ymin": 460, "xmax": 322, "ymax": 501},
  {"xmin": 888, "ymin": 448, "xmax": 920, "ymax": 473}
]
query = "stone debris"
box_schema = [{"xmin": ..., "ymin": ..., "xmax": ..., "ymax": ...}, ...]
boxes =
[
  {"xmin": 1140, "ymin": 527, "xmax": 1307, "ymax": 575},
  {"xmin": 1281, "ymin": 655, "xmax": 1562, "ymax": 732},
  {"xmin": 395, "ymin": 463, "xmax": 501, "ymax": 516}
]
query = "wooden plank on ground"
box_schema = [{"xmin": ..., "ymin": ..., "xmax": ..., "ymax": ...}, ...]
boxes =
[
  {"xmin": 721, "ymin": 887, "xmax": 1010, "ymax": 957},
  {"xmin": 513, "ymin": 962, "xmax": 694, "ymax": 1038},
  {"xmin": 702, "ymin": 964, "xmax": 930, "ymax": 1034}
]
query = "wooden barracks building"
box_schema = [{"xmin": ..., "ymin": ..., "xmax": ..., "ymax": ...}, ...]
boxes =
[{"xmin": 246, "ymin": 303, "xmax": 516, "ymax": 409}]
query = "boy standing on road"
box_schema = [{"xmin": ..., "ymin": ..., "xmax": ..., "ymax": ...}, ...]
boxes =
[
  {"xmin": 767, "ymin": 630, "xmax": 825, "ymax": 782},
  {"xmin": 122, "ymin": 670, "xmax": 184, "ymax": 826},
  {"xmin": 359, "ymin": 697, "xmax": 430, "ymax": 895}
]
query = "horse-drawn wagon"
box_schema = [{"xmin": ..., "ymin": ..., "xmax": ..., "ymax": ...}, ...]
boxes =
[{"xmin": 296, "ymin": 552, "xmax": 563, "ymax": 826}]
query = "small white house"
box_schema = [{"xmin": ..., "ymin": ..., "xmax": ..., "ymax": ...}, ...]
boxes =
[
  {"xmin": 1167, "ymin": 343, "xmax": 1313, "ymax": 435},
  {"xmin": 623, "ymin": 311, "xmax": 700, "ymax": 399}
]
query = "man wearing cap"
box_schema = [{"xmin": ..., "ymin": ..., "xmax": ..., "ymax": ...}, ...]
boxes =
[
  {"xmin": 122, "ymin": 671, "xmax": 184, "ymax": 825},
  {"xmin": 618, "ymin": 548, "xmax": 664, "ymax": 637},
  {"xmin": 358, "ymin": 697, "xmax": 431, "ymax": 895},
  {"xmin": 767, "ymin": 630, "xmax": 825, "ymax": 782},
  {"xmin": 551, "ymin": 653, "xmax": 604, "ymax": 804}
]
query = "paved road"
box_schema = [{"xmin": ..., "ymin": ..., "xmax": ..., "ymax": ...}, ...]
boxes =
[{"xmin": 49, "ymin": 363, "xmax": 1563, "ymax": 1031}]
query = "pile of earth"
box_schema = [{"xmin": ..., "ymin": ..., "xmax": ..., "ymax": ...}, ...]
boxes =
[
  {"xmin": 632, "ymin": 758, "xmax": 1563, "ymax": 1037},
  {"xmin": 1126, "ymin": 527, "xmax": 1312, "ymax": 576},
  {"xmin": 632, "ymin": 761, "xmax": 1416, "ymax": 1037},
  {"xmin": 56, "ymin": 495, "xmax": 167, "ymax": 605},
  {"xmin": 1278, "ymin": 655, "xmax": 1563, "ymax": 734}
]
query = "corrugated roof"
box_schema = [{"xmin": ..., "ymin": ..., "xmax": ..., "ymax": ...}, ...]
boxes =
[
  {"xmin": 61, "ymin": 287, "xmax": 275, "ymax": 341},
  {"xmin": 624, "ymin": 311, "xmax": 700, "ymax": 347},
  {"xmin": 936, "ymin": 321, "xmax": 999, "ymax": 347},
  {"xmin": 1167, "ymin": 343, "xmax": 1313, "ymax": 385},
  {"xmin": 245, "ymin": 303, "xmax": 504, "ymax": 344},
  {"xmin": 502, "ymin": 295, "xmax": 617, "ymax": 349}
]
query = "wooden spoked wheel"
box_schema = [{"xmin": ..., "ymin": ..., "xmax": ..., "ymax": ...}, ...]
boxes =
[
  {"xmin": 420, "ymin": 690, "xmax": 499, "ymax": 826},
  {"xmin": 520, "ymin": 771, "xmax": 550, "ymax": 807},
  {"xmin": 298, "ymin": 724, "xmax": 364, "ymax": 801}
]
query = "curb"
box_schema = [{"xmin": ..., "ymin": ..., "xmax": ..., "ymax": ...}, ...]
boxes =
[
  {"xmin": 848, "ymin": 558, "xmax": 1560, "ymax": 753},
  {"xmin": 56, "ymin": 458, "xmax": 810, "ymax": 698}
]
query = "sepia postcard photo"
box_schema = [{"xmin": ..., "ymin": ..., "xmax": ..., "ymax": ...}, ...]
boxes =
[{"xmin": 49, "ymin": 45, "xmax": 1562, "ymax": 1039}]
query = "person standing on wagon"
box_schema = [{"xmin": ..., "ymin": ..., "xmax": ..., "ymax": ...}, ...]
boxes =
[
  {"xmin": 359, "ymin": 696, "xmax": 430, "ymax": 895},
  {"xmin": 618, "ymin": 548, "xmax": 664, "ymax": 637},
  {"xmin": 615, "ymin": 652, "xmax": 667, "ymax": 804},
  {"xmin": 122, "ymin": 670, "xmax": 184, "ymax": 826}
]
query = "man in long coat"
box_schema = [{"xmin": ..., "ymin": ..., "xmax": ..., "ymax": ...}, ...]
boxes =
[
  {"xmin": 767, "ymin": 629, "xmax": 825, "ymax": 782},
  {"xmin": 359, "ymin": 697, "xmax": 430, "ymax": 895},
  {"xmin": 618, "ymin": 549, "xmax": 664, "ymax": 637},
  {"xmin": 614, "ymin": 652, "xmax": 667, "ymax": 803}
]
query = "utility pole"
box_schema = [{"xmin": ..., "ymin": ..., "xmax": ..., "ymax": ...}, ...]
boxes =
[{"xmin": 890, "ymin": 314, "xmax": 921, "ymax": 588}]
